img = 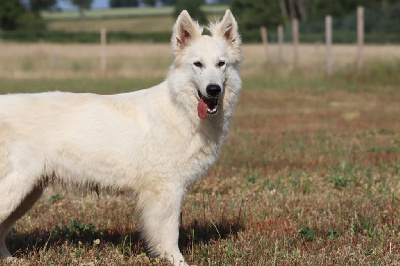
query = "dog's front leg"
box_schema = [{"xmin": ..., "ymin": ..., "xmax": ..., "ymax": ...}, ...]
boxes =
[{"xmin": 137, "ymin": 183, "xmax": 187, "ymax": 266}]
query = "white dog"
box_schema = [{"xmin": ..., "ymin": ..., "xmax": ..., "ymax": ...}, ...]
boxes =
[{"xmin": 0, "ymin": 10, "xmax": 241, "ymax": 265}]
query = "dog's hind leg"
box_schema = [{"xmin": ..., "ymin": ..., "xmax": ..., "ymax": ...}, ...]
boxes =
[
  {"xmin": 137, "ymin": 184, "xmax": 187, "ymax": 266},
  {"xmin": 0, "ymin": 173, "xmax": 43, "ymax": 258}
]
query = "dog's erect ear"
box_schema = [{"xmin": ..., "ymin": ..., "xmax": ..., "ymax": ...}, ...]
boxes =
[
  {"xmin": 172, "ymin": 10, "xmax": 202, "ymax": 54},
  {"xmin": 210, "ymin": 10, "xmax": 241, "ymax": 51}
]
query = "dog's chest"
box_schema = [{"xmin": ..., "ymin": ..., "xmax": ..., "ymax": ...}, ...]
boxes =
[
  {"xmin": 184, "ymin": 131, "xmax": 224, "ymax": 181},
  {"xmin": 150, "ymin": 126, "xmax": 223, "ymax": 185}
]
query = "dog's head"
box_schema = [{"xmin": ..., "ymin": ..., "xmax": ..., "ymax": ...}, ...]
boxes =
[{"xmin": 169, "ymin": 10, "xmax": 241, "ymax": 120}]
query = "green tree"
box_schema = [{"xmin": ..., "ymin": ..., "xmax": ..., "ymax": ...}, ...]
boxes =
[
  {"xmin": 0, "ymin": 0, "xmax": 24, "ymax": 30},
  {"xmin": 142, "ymin": 0, "xmax": 157, "ymax": 6},
  {"xmin": 110, "ymin": 0, "xmax": 139, "ymax": 8},
  {"xmin": 160, "ymin": 0, "xmax": 179, "ymax": 5},
  {"xmin": 308, "ymin": 0, "xmax": 362, "ymax": 21},
  {"xmin": 63, "ymin": 0, "xmax": 93, "ymax": 21},
  {"xmin": 214, "ymin": 0, "xmax": 232, "ymax": 3},
  {"xmin": 173, "ymin": 0, "xmax": 206, "ymax": 25},
  {"xmin": 29, "ymin": 0, "xmax": 57, "ymax": 15},
  {"xmin": 71, "ymin": 0, "xmax": 92, "ymax": 9},
  {"xmin": 0, "ymin": 0, "xmax": 52, "ymax": 31},
  {"xmin": 306, "ymin": 0, "xmax": 400, "ymax": 21},
  {"xmin": 231, "ymin": 0, "xmax": 284, "ymax": 30}
]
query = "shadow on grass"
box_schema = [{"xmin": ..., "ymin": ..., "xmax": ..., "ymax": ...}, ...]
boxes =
[
  {"xmin": 7, "ymin": 228, "xmax": 143, "ymax": 257},
  {"xmin": 6, "ymin": 218, "xmax": 244, "ymax": 257},
  {"xmin": 179, "ymin": 218, "xmax": 244, "ymax": 248}
]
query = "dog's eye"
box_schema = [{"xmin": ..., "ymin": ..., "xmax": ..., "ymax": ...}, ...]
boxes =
[
  {"xmin": 194, "ymin": 62, "xmax": 203, "ymax": 68},
  {"xmin": 218, "ymin": 61, "xmax": 225, "ymax": 67}
]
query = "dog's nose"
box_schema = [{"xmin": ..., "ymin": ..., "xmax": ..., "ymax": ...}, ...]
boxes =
[{"xmin": 206, "ymin": 84, "xmax": 221, "ymax": 97}]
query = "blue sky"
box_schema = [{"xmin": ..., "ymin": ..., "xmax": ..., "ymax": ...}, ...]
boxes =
[{"xmin": 57, "ymin": 0, "xmax": 216, "ymax": 10}]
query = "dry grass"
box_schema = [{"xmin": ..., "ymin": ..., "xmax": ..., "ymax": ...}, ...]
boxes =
[
  {"xmin": 1, "ymin": 43, "xmax": 400, "ymax": 264},
  {"xmin": 0, "ymin": 43, "xmax": 173, "ymax": 79},
  {"xmin": 2, "ymin": 83, "xmax": 399, "ymax": 265},
  {"xmin": 1, "ymin": 43, "xmax": 399, "ymax": 79}
]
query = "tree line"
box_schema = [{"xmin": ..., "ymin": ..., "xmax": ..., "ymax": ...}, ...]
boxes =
[
  {"xmin": 1, "ymin": 0, "xmax": 400, "ymax": 32},
  {"xmin": 231, "ymin": 0, "xmax": 400, "ymax": 30}
]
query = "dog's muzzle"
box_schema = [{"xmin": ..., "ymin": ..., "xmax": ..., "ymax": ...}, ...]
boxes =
[{"xmin": 197, "ymin": 86, "xmax": 221, "ymax": 119}]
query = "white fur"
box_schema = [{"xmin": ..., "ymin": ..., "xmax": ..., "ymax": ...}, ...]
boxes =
[{"xmin": 0, "ymin": 10, "xmax": 241, "ymax": 265}]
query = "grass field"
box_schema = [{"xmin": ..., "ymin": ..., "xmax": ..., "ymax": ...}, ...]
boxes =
[
  {"xmin": 41, "ymin": 5, "xmax": 228, "ymax": 37},
  {"xmin": 44, "ymin": 12, "xmax": 227, "ymax": 34},
  {"xmin": 47, "ymin": 16, "xmax": 175, "ymax": 33},
  {"xmin": 1, "ymin": 43, "xmax": 399, "ymax": 79},
  {"xmin": 41, "ymin": 5, "xmax": 228, "ymax": 20},
  {"xmin": 1, "ymin": 43, "xmax": 400, "ymax": 264}
]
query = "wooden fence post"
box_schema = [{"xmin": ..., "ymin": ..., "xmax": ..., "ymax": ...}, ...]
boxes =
[
  {"xmin": 357, "ymin": 6, "xmax": 364, "ymax": 71},
  {"xmin": 260, "ymin": 26, "xmax": 268, "ymax": 62},
  {"xmin": 292, "ymin": 18, "xmax": 299, "ymax": 69},
  {"xmin": 101, "ymin": 28, "xmax": 107, "ymax": 73},
  {"xmin": 278, "ymin": 25, "xmax": 284, "ymax": 64},
  {"xmin": 325, "ymin": 15, "xmax": 332, "ymax": 75}
]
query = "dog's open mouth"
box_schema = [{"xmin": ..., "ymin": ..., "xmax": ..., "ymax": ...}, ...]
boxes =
[{"xmin": 197, "ymin": 90, "xmax": 219, "ymax": 119}]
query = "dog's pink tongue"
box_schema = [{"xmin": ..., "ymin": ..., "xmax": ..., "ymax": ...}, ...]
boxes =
[{"xmin": 197, "ymin": 98, "xmax": 208, "ymax": 119}]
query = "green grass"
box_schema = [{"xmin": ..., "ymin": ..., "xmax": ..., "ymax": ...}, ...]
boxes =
[
  {"xmin": 42, "ymin": 5, "xmax": 229, "ymax": 21},
  {"xmin": 42, "ymin": 7, "xmax": 174, "ymax": 20},
  {"xmin": 47, "ymin": 16, "xmax": 175, "ymax": 33},
  {"xmin": 243, "ymin": 60, "xmax": 400, "ymax": 91},
  {"xmin": 41, "ymin": 5, "xmax": 229, "ymax": 38},
  {"xmin": 1, "ymin": 71, "xmax": 400, "ymax": 264},
  {"xmin": 1, "ymin": 60, "xmax": 398, "ymax": 94}
]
